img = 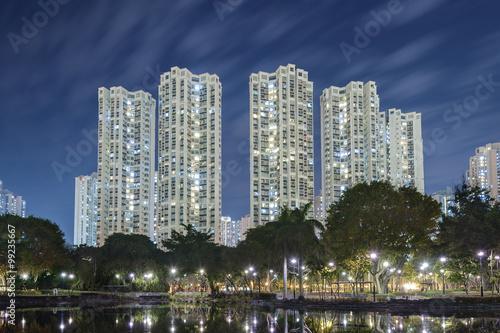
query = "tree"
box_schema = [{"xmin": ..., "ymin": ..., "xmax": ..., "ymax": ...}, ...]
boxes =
[
  {"xmin": 163, "ymin": 224, "xmax": 224, "ymax": 295},
  {"xmin": 437, "ymin": 183, "xmax": 500, "ymax": 292},
  {"xmin": 0, "ymin": 215, "xmax": 70, "ymax": 287},
  {"xmin": 323, "ymin": 181, "xmax": 441, "ymax": 293},
  {"xmin": 270, "ymin": 203, "xmax": 324, "ymax": 299},
  {"xmin": 99, "ymin": 233, "xmax": 169, "ymax": 291}
]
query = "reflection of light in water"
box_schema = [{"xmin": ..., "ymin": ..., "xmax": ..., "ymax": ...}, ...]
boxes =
[
  {"xmin": 129, "ymin": 321, "xmax": 133, "ymax": 327},
  {"xmin": 171, "ymin": 326, "xmax": 175, "ymax": 332},
  {"xmin": 227, "ymin": 317, "xmax": 231, "ymax": 323},
  {"xmin": 22, "ymin": 318, "xmax": 26, "ymax": 326},
  {"xmin": 60, "ymin": 323, "xmax": 65, "ymax": 331},
  {"xmin": 68, "ymin": 317, "xmax": 72, "ymax": 324}
]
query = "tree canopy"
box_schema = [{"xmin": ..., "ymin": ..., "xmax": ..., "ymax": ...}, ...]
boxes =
[{"xmin": 322, "ymin": 181, "xmax": 441, "ymax": 292}]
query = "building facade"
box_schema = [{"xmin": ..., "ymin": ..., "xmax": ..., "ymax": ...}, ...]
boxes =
[
  {"xmin": 320, "ymin": 81, "xmax": 385, "ymax": 210},
  {"xmin": 385, "ymin": 108, "xmax": 424, "ymax": 192},
  {"xmin": 96, "ymin": 87, "xmax": 156, "ymax": 246},
  {"xmin": 466, "ymin": 142, "xmax": 500, "ymax": 202},
  {"xmin": 431, "ymin": 186, "xmax": 454, "ymax": 216},
  {"xmin": 0, "ymin": 180, "xmax": 26, "ymax": 217},
  {"xmin": 250, "ymin": 64, "xmax": 314, "ymax": 227},
  {"xmin": 157, "ymin": 67, "xmax": 222, "ymax": 245},
  {"xmin": 320, "ymin": 81, "xmax": 424, "ymax": 213},
  {"xmin": 74, "ymin": 173, "xmax": 98, "ymax": 246},
  {"xmin": 220, "ymin": 214, "xmax": 253, "ymax": 247},
  {"xmin": 314, "ymin": 190, "xmax": 324, "ymax": 223}
]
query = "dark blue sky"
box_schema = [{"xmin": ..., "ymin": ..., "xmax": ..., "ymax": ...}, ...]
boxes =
[{"xmin": 1, "ymin": 0, "xmax": 500, "ymax": 243}]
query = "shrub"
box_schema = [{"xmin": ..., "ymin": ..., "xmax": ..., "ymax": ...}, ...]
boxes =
[{"xmin": 453, "ymin": 296, "xmax": 500, "ymax": 303}]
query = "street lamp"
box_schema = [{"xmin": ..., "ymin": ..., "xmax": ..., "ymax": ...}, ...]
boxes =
[
  {"xmin": 170, "ymin": 268, "xmax": 177, "ymax": 294},
  {"xmin": 440, "ymin": 257, "xmax": 447, "ymax": 295},
  {"xmin": 420, "ymin": 263, "xmax": 429, "ymax": 291},
  {"xmin": 369, "ymin": 253, "xmax": 377, "ymax": 301},
  {"xmin": 61, "ymin": 272, "xmax": 67, "ymax": 294},
  {"xmin": 478, "ymin": 251, "xmax": 485, "ymax": 297},
  {"xmin": 495, "ymin": 255, "xmax": 500, "ymax": 295},
  {"xmin": 290, "ymin": 259, "xmax": 298, "ymax": 299}
]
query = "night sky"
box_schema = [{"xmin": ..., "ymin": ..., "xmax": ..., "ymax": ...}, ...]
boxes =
[{"xmin": 1, "ymin": 0, "xmax": 500, "ymax": 243}]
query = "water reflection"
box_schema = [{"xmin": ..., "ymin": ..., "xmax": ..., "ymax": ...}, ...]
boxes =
[{"xmin": 3, "ymin": 306, "xmax": 500, "ymax": 332}]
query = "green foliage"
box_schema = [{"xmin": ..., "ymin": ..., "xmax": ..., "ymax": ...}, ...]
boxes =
[
  {"xmin": 0, "ymin": 214, "xmax": 70, "ymax": 284},
  {"xmin": 438, "ymin": 183, "xmax": 500, "ymax": 257},
  {"xmin": 323, "ymin": 181, "xmax": 441, "ymax": 293},
  {"xmin": 453, "ymin": 296, "xmax": 500, "ymax": 303},
  {"xmin": 163, "ymin": 224, "xmax": 226, "ymax": 294}
]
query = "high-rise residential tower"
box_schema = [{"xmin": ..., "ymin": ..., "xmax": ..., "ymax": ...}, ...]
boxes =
[
  {"xmin": 96, "ymin": 87, "xmax": 156, "ymax": 246},
  {"xmin": 384, "ymin": 108, "xmax": 424, "ymax": 193},
  {"xmin": 320, "ymin": 81, "xmax": 424, "ymax": 213},
  {"xmin": 320, "ymin": 81, "xmax": 385, "ymax": 209},
  {"xmin": 250, "ymin": 64, "xmax": 314, "ymax": 227},
  {"xmin": 431, "ymin": 186, "xmax": 454, "ymax": 216},
  {"xmin": 158, "ymin": 67, "xmax": 222, "ymax": 245},
  {"xmin": 314, "ymin": 190, "xmax": 324, "ymax": 223},
  {"xmin": 0, "ymin": 179, "xmax": 26, "ymax": 217},
  {"xmin": 466, "ymin": 142, "xmax": 500, "ymax": 202},
  {"xmin": 74, "ymin": 173, "xmax": 98, "ymax": 246}
]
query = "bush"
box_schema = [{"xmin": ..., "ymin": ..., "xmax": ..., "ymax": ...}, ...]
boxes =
[
  {"xmin": 453, "ymin": 296, "xmax": 500, "ymax": 303},
  {"xmin": 256, "ymin": 292, "xmax": 276, "ymax": 300}
]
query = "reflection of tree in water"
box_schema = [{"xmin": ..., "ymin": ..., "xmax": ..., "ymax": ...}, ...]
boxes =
[{"xmin": 11, "ymin": 306, "xmax": 500, "ymax": 332}]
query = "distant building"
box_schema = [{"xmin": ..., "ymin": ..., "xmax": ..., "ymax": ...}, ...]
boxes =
[
  {"xmin": 157, "ymin": 67, "xmax": 222, "ymax": 245},
  {"xmin": 431, "ymin": 186, "xmax": 454, "ymax": 216},
  {"xmin": 314, "ymin": 191, "xmax": 324, "ymax": 223},
  {"xmin": 320, "ymin": 81, "xmax": 424, "ymax": 215},
  {"xmin": 384, "ymin": 109, "xmax": 424, "ymax": 193},
  {"xmin": 250, "ymin": 64, "xmax": 314, "ymax": 227},
  {"xmin": 96, "ymin": 86, "xmax": 156, "ymax": 246},
  {"xmin": 0, "ymin": 179, "xmax": 26, "ymax": 217},
  {"xmin": 220, "ymin": 214, "xmax": 253, "ymax": 247},
  {"xmin": 74, "ymin": 173, "xmax": 98, "ymax": 246},
  {"xmin": 466, "ymin": 142, "xmax": 500, "ymax": 202},
  {"xmin": 239, "ymin": 214, "xmax": 252, "ymax": 242},
  {"xmin": 220, "ymin": 216, "xmax": 236, "ymax": 247}
]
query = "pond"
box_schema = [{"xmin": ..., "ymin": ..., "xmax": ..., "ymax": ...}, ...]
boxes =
[{"xmin": 3, "ymin": 305, "xmax": 500, "ymax": 332}]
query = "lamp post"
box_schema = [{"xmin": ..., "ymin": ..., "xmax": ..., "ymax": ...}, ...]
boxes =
[
  {"xmin": 495, "ymin": 255, "xmax": 500, "ymax": 295},
  {"xmin": 370, "ymin": 252, "xmax": 377, "ymax": 301},
  {"xmin": 440, "ymin": 257, "xmax": 447, "ymax": 295},
  {"xmin": 420, "ymin": 262, "xmax": 429, "ymax": 292},
  {"xmin": 291, "ymin": 259, "xmax": 297, "ymax": 299},
  {"xmin": 61, "ymin": 272, "xmax": 67, "ymax": 294},
  {"xmin": 170, "ymin": 268, "xmax": 177, "ymax": 294},
  {"xmin": 68, "ymin": 274, "xmax": 74, "ymax": 296},
  {"xmin": 328, "ymin": 262, "xmax": 334, "ymax": 298},
  {"xmin": 199, "ymin": 269, "xmax": 205, "ymax": 295},
  {"xmin": 478, "ymin": 251, "xmax": 484, "ymax": 297}
]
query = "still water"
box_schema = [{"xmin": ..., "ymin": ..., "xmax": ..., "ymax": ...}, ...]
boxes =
[{"xmin": 5, "ymin": 305, "xmax": 500, "ymax": 332}]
